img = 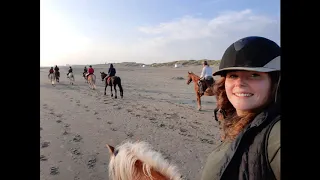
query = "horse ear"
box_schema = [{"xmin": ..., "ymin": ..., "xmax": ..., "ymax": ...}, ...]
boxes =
[
  {"xmin": 188, "ymin": 71, "xmax": 190, "ymax": 74},
  {"xmin": 106, "ymin": 144, "xmax": 115, "ymax": 155}
]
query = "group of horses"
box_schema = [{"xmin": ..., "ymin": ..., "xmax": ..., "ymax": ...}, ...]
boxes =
[
  {"xmin": 48, "ymin": 71, "xmax": 75, "ymax": 86},
  {"xmin": 48, "ymin": 69, "xmax": 124, "ymax": 99},
  {"xmin": 48, "ymin": 69, "xmax": 219, "ymax": 180}
]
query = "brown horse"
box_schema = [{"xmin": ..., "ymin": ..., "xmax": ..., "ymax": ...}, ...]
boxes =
[
  {"xmin": 106, "ymin": 141, "xmax": 182, "ymax": 180},
  {"xmin": 100, "ymin": 72, "xmax": 123, "ymax": 99},
  {"xmin": 186, "ymin": 71, "xmax": 215, "ymax": 111},
  {"xmin": 54, "ymin": 71, "xmax": 60, "ymax": 83}
]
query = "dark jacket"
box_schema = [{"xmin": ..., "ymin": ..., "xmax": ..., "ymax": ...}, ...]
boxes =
[
  {"xmin": 108, "ymin": 68, "xmax": 116, "ymax": 76},
  {"xmin": 68, "ymin": 68, "xmax": 73, "ymax": 73},
  {"xmin": 54, "ymin": 66, "xmax": 59, "ymax": 71},
  {"xmin": 201, "ymin": 103, "xmax": 280, "ymax": 180},
  {"xmin": 108, "ymin": 64, "xmax": 116, "ymax": 76}
]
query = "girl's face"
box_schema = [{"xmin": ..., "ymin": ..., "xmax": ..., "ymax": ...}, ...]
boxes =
[{"xmin": 225, "ymin": 70, "xmax": 272, "ymax": 116}]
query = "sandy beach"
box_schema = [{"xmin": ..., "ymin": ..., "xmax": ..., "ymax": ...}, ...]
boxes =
[{"xmin": 40, "ymin": 63, "xmax": 221, "ymax": 180}]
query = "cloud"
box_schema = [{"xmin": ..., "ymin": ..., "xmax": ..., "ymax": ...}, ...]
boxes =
[
  {"xmin": 132, "ymin": 9, "xmax": 279, "ymax": 63},
  {"xmin": 40, "ymin": 8, "xmax": 280, "ymax": 66}
]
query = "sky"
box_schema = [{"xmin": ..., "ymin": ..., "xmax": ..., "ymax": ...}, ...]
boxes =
[{"xmin": 40, "ymin": 0, "xmax": 280, "ymax": 67}]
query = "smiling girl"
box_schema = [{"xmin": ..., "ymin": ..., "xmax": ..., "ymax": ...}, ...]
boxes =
[{"xmin": 201, "ymin": 36, "xmax": 281, "ymax": 180}]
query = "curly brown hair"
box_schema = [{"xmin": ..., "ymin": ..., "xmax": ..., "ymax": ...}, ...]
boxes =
[{"xmin": 213, "ymin": 71, "xmax": 280, "ymax": 141}]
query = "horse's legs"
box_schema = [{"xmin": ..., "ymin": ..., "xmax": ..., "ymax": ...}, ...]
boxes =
[
  {"xmin": 114, "ymin": 83, "xmax": 117, "ymax": 99},
  {"xmin": 104, "ymin": 81, "xmax": 107, "ymax": 95},
  {"xmin": 110, "ymin": 84, "xmax": 113, "ymax": 97},
  {"xmin": 93, "ymin": 79, "xmax": 96, "ymax": 90},
  {"xmin": 196, "ymin": 93, "xmax": 201, "ymax": 111},
  {"xmin": 118, "ymin": 84, "xmax": 123, "ymax": 98},
  {"xmin": 118, "ymin": 79, "xmax": 123, "ymax": 98}
]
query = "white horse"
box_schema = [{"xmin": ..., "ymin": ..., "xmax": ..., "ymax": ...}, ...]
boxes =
[
  {"xmin": 87, "ymin": 74, "xmax": 96, "ymax": 89},
  {"xmin": 67, "ymin": 72, "xmax": 75, "ymax": 85},
  {"xmin": 48, "ymin": 73, "xmax": 55, "ymax": 86},
  {"xmin": 106, "ymin": 141, "xmax": 182, "ymax": 180},
  {"xmin": 83, "ymin": 72, "xmax": 88, "ymax": 83}
]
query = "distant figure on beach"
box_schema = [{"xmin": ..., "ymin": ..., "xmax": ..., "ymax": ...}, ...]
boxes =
[
  {"xmin": 105, "ymin": 63, "xmax": 116, "ymax": 81},
  {"xmin": 198, "ymin": 61, "xmax": 213, "ymax": 95},
  {"xmin": 83, "ymin": 66, "xmax": 88, "ymax": 77},
  {"xmin": 86, "ymin": 65, "xmax": 94, "ymax": 78},
  {"xmin": 48, "ymin": 67, "xmax": 54, "ymax": 78},
  {"xmin": 54, "ymin": 65, "xmax": 60, "ymax": 76},
  {"xmin": 67, "ymin": 66, "xmax": 73, "ymax": 76}
]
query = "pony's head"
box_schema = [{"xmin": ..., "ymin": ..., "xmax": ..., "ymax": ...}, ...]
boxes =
[
  {"xmin": 100, "ymin": 72, "xmax": 107, "ymax": 81},
  {"xmin": 186, "ymin": 71, "xmax": 194, "ymax": 85},
  {"xmin": 106, "ymin": 141, "xmax": 182, "ymax": 180}
]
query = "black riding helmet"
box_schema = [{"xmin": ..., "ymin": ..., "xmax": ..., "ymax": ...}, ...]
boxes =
[{"xmin": 213, "ymin": 36, "xmax": 280, "ymax": 76}]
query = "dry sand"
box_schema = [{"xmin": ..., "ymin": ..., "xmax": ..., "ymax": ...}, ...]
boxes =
[{"xmin": 40, "ymin": 64, "xmax": 221, "ymax": 180}]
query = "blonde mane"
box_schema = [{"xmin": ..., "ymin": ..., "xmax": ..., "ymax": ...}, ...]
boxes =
[{"xmin": 108, "ymin": 141, "xmax": 182, "ymax": 180}]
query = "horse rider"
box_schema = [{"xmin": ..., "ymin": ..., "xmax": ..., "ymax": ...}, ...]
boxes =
[
  {"xmin": 48, "ymin": 67, "xmax": 54, "ymax": 78},
  {"xmin": 54, "ymin": 65, "xmax": 60, "ymax": 77},
  {"xmin": 67, "ymin": 66, "xmax": 73, "ymax": 76},
  {"xmin": 198, "ymin": 60, "xmax": 213, "ymax": 95},
  {"xmin": 83, "ymin": 66, "xmax": 88, "ymax": 77},
  {"xmin": 105, "ymin": 63, "xmax": 116, "ymax": 81},
  {"xmin": 86, "ymin": 65, "xmax": 94, "ymax": 78}
]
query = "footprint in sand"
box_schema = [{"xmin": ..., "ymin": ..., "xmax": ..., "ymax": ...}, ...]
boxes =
[
  {"xmin": 168, "ymin": 125, "xmax": 174, "ymax": 129},
  {"xmin": 62, "ymin": 130, "xmax": 69, "ymax": 135},
  {"xmin": 86, "ymin": 155, "xmax": 97, "ymax": 169},
  {"xmin": 64, "ymin": 123, "xmax": 70, "ymax": 127},
  {"xmin": 94, "ymin": 111, "xmax": 99, "ymax": 115},
  {"xmin": 56, "ymin": 114, "xmax": 63, "ymax": 118},
  {"xmin": 41, "ymin": 141, "xmax": 50, "ymax": 148},
  {"xmin": 73, "ymin": 134, "xmax": 83, "ymax": 142},
  {"xmin": 126, "ymin": 132, "xmax": 134, "ymax": 138},
  {"xmin": 56, "ymin": 120, "xmax": 62, "ymax": 123},
  {"xmin": 96, "ymin": 117, "xmax": 101, "ymax": 120},
  {"xmin": 126, "ymin": 109, "xmax": 132, "ymax": 112},
  {"xmin": 110, "ymin": 128, "xmax": 117, "ymax": 131},
  {"xmin": 86, "ymin": 109, "xmax": 90, "ymax": 112},
  {"xmin": 200, "ymin": 138, "xmax": 214, "ymax": 144},
  {"xmin": 43, "ymin": 104, "xmax": 48, "ymax": 109},
  {"xmin": 193, "ymin": 121, "xmax": 202, "ymax": 125},
  {"xmin": 107, "ymin": 121, "xmax": 113, "ymax": 125},
  {"xmin": 159, "ymin": 123, "xmax": 165, "ymax": 128},
  {"xmin": 70, "ymin": 147, "xmax": 81, "ymax": 155},
  {"xmin": 50, "ymin": 166, "xmax": 59, "ymax": 175},
  {"xmin": 180, "ymin": 128, "xmax": 188, "ymax": 133},
  {"xmin": 40, "ymin": 155, "xmax": 48, "ymax": 161},
  {"xmin": 84, "ymin": 105, "xmax": 88, "ymax": 109}
]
